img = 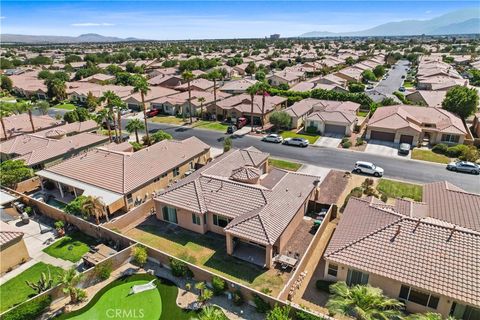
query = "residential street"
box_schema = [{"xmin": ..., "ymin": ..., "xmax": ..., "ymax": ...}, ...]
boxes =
[
  {"xmin": 374, "ymin": 59, "xmax": 409, "ymax": 95},
  {"xmin": 122, "ymin": 120, "xmax": 480, "ymax": 193}
]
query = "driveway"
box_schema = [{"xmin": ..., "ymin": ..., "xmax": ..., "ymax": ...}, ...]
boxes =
[
  {"xmin": 314, "ymin": 134, "xmax": 342, "ymax": 148},
  {"xmin": 298, "ymin": 164, "xmax": 331, "ymax": 178},
  {"xmin": 365, "ymin": 140, "xmax": 411, "ymax": 159}
]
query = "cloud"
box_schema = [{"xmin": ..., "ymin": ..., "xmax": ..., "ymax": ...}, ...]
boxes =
[
  {"xmin": 0, "ymin": 16, "xmax": 5, "ymax": 19},
  {"xmin": 71, "ymin": 22, "xmax": 114, "ymax": 27}
]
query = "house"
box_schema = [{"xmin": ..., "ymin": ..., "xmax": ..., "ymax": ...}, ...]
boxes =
[
  {"xmin": 214, "ymin": 94, "xmax": 287, "ymax": 124},
  {"xmin": 267, "ymin": 71, "xmax": 305, "ymax": 87},
  {"xmin": 175, "ymin": 78, "xmax": 216, "ymax": 92},
  {"xmin": 123, "ymin": 86, "xmax": 178, "ymax": 111},
  {"xmin": 66, "ymin": 82, "xmax": 133, "ymax": 103},
  {"xmin": 154, "ymin": 147, "xmax": 323, "ymax": 268},
  {"xmin": 35, "ymin": 137, "xmax": 211, "ymax": 215},
  {"xmin": 365, "ymin": 105, "xmax": 467, "ymax": 146},
  {"xmin": 147, "ymin": 74, "xmax": 183, "ymax": 88},
  {"xmin": 322, "ymin": 182, "xmax": 480, "ymax": 318},
  {"xmin": 0, "ymin": 221, "xmax": 30, "ymax": 273},
  {"xmin": 220, "ymin": 79, "xmax": 258, "ymax": 95},
  {"xmin": 334, "ymin": 67, "xmax": 363, "ymax": 83},
  {"xmin": 314, "ymin": 74, "xmax": 347, "ymax": 88},
  {"xmin": 405, "ymin": 90, "xmax": 447, "ymax": 108},
  {"xmin": 78, "ymin": 73, "xmax": 115, "ymax": 84},
  {"xmin": 0, "ymin": 132, "xmax": 109, "ymax": 169},
  {"xmin": 9, "ymin": 71, "xmax": 48, "ymax": 99},
  {"xmin": 0, "ymin": 113, "xmax": 63, "ymax": 141}
]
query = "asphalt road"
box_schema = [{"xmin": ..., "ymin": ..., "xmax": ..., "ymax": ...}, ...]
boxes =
[
  {"xmin": 373, "ymin": 60, "xmax": 410, "ymax": 96},
  {"xmin": 123, "ymin": 120, "xmax": 480, "ymax": 193}
]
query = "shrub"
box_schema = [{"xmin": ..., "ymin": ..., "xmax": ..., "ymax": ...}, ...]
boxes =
[
  {"xmin": 351, "ymin": 187, "xmax": 363, "ymax": 198},
  {"xmin": 64, "ymin": 195, "xmax": 88, "ymax": 216},
  {"xmin": 316, "ymin": 280, "xmax": 334, "ymax": 293},
  {"xmin": 355, "ymin": 137, "xmax": 365, "ymax": 146},
  {"xmin": 432, "ymin": 143, "xmax": 448, "ymax": 154},
  {"xmin": 364, "ymin": 186, "xmax": 376, "ymax": 196},
  {"xmin": 2, "ymin": 294, "xmax": 52, "ymax": 320},
  {"xmin": 170, "ymin": 258, "xmax": 192, "ymax": 278},
  {"xmin": 54, "ymin": 220, "xmax": 64, "ymax": 230},
  {"xmin": 130, "ymin": 142, "xmax": 143, "ymax": 151},
  {"xmin": 232, "ymin": 289, "xmax": 244, "ymax": 306},
  {"xmin": 223, "ymin": 136, "xmax": 232, "ymax": 152},
  {"xmin": 361, "ymin": 178, "xmax": 374, "ymax": 188},
  {"xmin": 151, "ymin": 130, "xmax": 172, "ymax": 143},
  {"xmin": 94, "ymin": 261, "xmax": 113, "ymax": 280},
  {"xmin": 446, "ymin": 145, "xmax": 469, "ymax": 158},
  {"xmin": 459, "ymin": 145, "xmax": 480, "ymax": 162},
  {"xmin": 296, "ymin": 310, "xmax": 324, "ymax": 320},
  {"xmin": 132, "ymin": 246, "xmax": 148, "ymax": 266},
  {"xmin": 141, "ymin": 135, "xmax": 154, "ymax": 146},
  {"xmin": 211, "ymin": 276, "xmax": 226, "ymax": 295},
  {"xmin": 342, "ymin": 141, "xmax": 352, "ymax": 148},
  {"xmin": 253, "ymin": 294, "xmax": 271, "ymax": 313},
  {"xmin": 75, "ymin": 288, "xmax": 87, "ymax": 301},
  {"xmin": 305, "ymin": 126, "xmax": 318, "ymax": 134},
  {"xmin": 380, "ymin": 193, "xmax": 388, "ymax": 203}
]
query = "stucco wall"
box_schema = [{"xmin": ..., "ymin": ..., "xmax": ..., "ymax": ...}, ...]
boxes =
[{"xmin": 0, "ymin": 238, "xmax": 30, "ymax": 273}]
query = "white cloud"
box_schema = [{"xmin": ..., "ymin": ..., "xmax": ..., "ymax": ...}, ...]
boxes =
[
  {"xmin": 0, "ymin": 16, "xmax": 6, "ymax": 19},
  {"xmin": 71, "ymin": 22, "xmax": 114, "ymax": 27}
]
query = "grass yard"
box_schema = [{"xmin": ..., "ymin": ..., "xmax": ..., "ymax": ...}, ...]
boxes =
[
  {"xmin": 193, "ymin": 120, "xmax": 229, "ymax": 132},
  {"xmin": 269, "ymin": 158, "xmax": 302, "ymax": 171},
  {"xmin": 280, "ymin": 130, "xmax": 320, "ymax": 144},
  {"xmin": 376, "ymin": 179, "xmax": 423, "ymax": 202},
  {"xmin": 125, "ymin": 223, "xmax": 286, "ymax": 295},
  {"xmin": 150, "ymin": 115, "xmax": 186, "ymax": 125},
  {"xmin": 43, "ymin": 231, "xmax": 97, "ymax": 262},
  {"xmin": 403, "ymin": 80, "xmax": 414, "ymax": 88},
  {"xmin": 53, "ymin": 103, "xmax": 76, "ymax": 110},
  {"xmin": 0, "ymin": 262, "xmax": 63, "ymax": 312},
  {"xmin": 412, "ymin": 149, "xmax": 451, "ymax": 164},
  {"xmin": 357, "ymin": 110, "xmax": 369, "ymax": 117}
]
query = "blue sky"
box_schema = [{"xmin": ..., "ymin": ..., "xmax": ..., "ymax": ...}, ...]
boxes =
[{"xmin": 1, "ymin": 1, "xmax": 478, "ymax": 39}]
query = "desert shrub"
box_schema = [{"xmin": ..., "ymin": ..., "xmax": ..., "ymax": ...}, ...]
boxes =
[
  {"xmin": 351, "ymin": 187, "xmax": 363, "ymax": 198},
  {"xmin": 75, "ymin": 288, "xmax": 87, "ymax": 301},
  {"xmin": 361, "ymin": 178, "xmax": 374, "ymax": 188},
  {"xmin": 131, "ymin": 246, "xmax": 148, "ymax": 266},
  {"xmin": 130, "ymin": 142, "xmax": 143, "ymax": 151},
  {"xmin": 342, "ymin": 141, "xmax": 352, "ymax": 148},
  {"xmin": 446, "ymin": 145, "xmax": 469, "ymax": 158},
  {"xmin": 316, "ymin": 280, "xmax": 334, "ymax": 293},
  {"xmin": 94, "ymin": 261, "xmax": 113, "ymax": 280},
  {"xmin": 364, "ymin": 186, "xmax": 376, "ymax": 196},
  {"xmin": 355, "ymin": 137, "xmax": 365, "ymax": 146},
  {"xmin": 305, "ymin": 126, "xmax": 318, "ymax": 134},
  {"xmin": 232, "ymin": 289, "xmax": 244, "ymax": 306},
  {"xmin": 432, "ymin": 143, "xmax": 448, "ymax": 154},
  {"xmin": 253, "ymin": 294, "xmax": 271, "ymax": 313},
  {"xmin": 2, "ymin": 294, "xmax": 52, "ymax": 320},
  {"xmin": 170, "ymin": 258, "xmax": 193, "ymax": 278},
  {"xmin": 459, "ymin": 145, "xmax": 480, "ymax": 162},
  {"xmin": 211, "ymin": 276, "xmax": 226, "ymax": 295},
  {"xmin": 380, "ymin": 193, "xmax": 388, "ymax": 203}
]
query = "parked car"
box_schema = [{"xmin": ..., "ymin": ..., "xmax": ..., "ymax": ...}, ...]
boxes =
[
  {"xmin": 366, "ymin": 85, "xmax": 374, "ymax": 90},
  {"xmin": 446, "ymin": 161, "xmax": 480, "ymax": 175},
  {"xmin": 353, "ymin": 161, "xmax": 384, "ymax": 177},
  {"xmin": 236, "ymin": 117, "xmax": 247, "ymax": 129},
  {"xmin": 262, "ymin": 134, "xmax": 283, "ymax": 143},
  {"xmin": 283, "ymin": 137, "xmax": 309, "ymax": 147},
  {"xmin": 398, "ymin": 143, "xmax": 411, "ymax": 155},
  {"xmin": 398, "ymin": 87, "xmax": 406, "ymax": 92},
  {"xmin": 226, "ymin": 125, "xmax": 237, "ymax": 134},
  {"xmin": 146, "ymin": 109, "xmax": 159, "ymax": 118}
]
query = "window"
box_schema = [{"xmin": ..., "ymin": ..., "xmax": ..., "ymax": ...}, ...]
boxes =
[
  {"xmin": 161, "ymin": 173, "xmax": 167, "ymax": 178},
  {"xmin": 153, "ymin": 177, "xmax": 160, "ymax": 182},
  {"xmin": 398, "ymin": 285, "xmax": 439, "ymax": 309},
  {"xmin": 173, "ymin": 167, "xmax": 180, "ymax": 177},
  {"xmin": 451, "ymin": 303, "xmax": 480, "ymax": 320},
  {"xmin": 213, "ymin": 214, "xmax": 231, "ymax": 228},
  {"xmin": 162, "ymin": 206, "xmax": 178, "ymax": 224},
  {"xmin": 327, "ymin": 263, "xmax": 338, "ymax": 277},
  {"xmin": 192, "ymin": 213, "xmax": 201, "ymax": 225},
  {"xmin": 441, "ymin": 134, "xmax": 460, "ymax": 143},
  {"xmin": 203, "ymin": 214, "xmax": 207, "ymax": 225},
  {"xmin": 346, "ymin": 269, "xmax": 369, "ymax": 286}
]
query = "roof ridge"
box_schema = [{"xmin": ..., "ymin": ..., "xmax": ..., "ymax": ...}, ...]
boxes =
[
  {"xmin": 193, "ymin": 179, "xmax": 207, "ymax": 213},
  {"xmin": 403, "ymin": 216, "xmax": 480, "ymax": 236}
]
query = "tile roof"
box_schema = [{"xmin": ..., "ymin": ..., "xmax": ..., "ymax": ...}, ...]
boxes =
[
  {"xmin": 0, "ymin": 113, "xmax": 63, "ymax": 140},
  {"xmin": 0, "ymin": 221, "xmax": 24, "ymax": 246}
]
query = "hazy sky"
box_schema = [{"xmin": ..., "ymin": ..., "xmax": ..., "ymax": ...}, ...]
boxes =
[{"xmin": 1, "ymin": 1, "xmax": 478, "ymax": 39}]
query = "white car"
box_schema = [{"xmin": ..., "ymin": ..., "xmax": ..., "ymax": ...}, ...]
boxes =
[
  {"xmin": 283, "ymin": 137, "xmax": 309, "ymax": 147},
  {"xmin": 262, "ymin": 134, "xmax": 283, "ymax": 143},
  {"xmin": 353, "ymin": 161, "xmax": 384, "ymax": 177}
]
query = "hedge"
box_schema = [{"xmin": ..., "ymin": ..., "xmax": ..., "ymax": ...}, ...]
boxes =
[
  {"xmin": 315, "ymin": 280, "xmax": 334, "ymax": 293},
  {"xmin": 2, "ymin": 294, "xmax": 52, "ymax": 320}
]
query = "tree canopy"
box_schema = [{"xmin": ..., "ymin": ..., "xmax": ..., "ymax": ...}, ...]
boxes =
[
  {"xmin": 269, "ymin": 111, "xmax": 291, "ymax": 130},
  {"xmin": 0, "ymin": 160, "xmax": 34, "ymax": 188},
  {"xmin": 442, "ymin": 86, "xmax": 479, "ymax": 119}
]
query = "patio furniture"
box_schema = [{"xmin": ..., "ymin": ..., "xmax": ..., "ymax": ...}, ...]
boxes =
[
  {"xmin": 83, "ymin": 244, "xmax": 117, "ymax": 267},
  {"xmin": 277, "ymin": 254, "xmax": 298, "ymax": 268}
]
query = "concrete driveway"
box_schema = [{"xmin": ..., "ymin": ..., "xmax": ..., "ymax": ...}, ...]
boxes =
[
  {"xmin": 298, "ymin": 164, "xmax": 331, "ymax": 178},
  {"xmin": 314, "ymin": 134, "xmax": 343, "ymax": 148},
  {"xmin": 365, "ymin": 140, "xmax": 411, "ymax": 159}
]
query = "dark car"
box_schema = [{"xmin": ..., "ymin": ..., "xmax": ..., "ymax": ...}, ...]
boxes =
[
  {"xmin": 146, "ymin": 109, "xmax": 159, "ymax": 118},
  {"xmin": 226, "ymin": 125, "xmax": 237, "ymax": 134},
  {"xmin": 236, "ymin": 117, "xmax": 247, "ymax": 129}
]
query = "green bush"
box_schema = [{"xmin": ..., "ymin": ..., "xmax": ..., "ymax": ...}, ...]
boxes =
[
  {"xmin": 2, "ymin": 294, "xmax": 52, "ymax": 320},
  {"xmin": 132, "ymin": 246, "xmax": 148, "ymax": 266},
  {"xmin": 64, "ymin": 195, "xmax": 88, "ymax": 216},
  {"xmin": 380, "ymin": 193, "xmax": 388, "ymax": 203},
  {"xmin": 432, "ymin": 143, "xmax": 448, "ymax": 154},
  {"xmin": 459, "ymin": 145, "xmax": 480, "ymax": 162},
  {"xmin": 211, "ymin": 276, "xmax": 226, "ymax": 295},
  {"xmin": 342, "ymin": 141, "xmax": 352, "ymax": 148},
  {"xmin": 296, "ymin": 309, "xmax": 325, "ymax": 320},
  {"xmin": 316, "ymin": 280, "xmax": 334, "ymax": 293},
  {"xmin": 232, "ymin": 289, "xmax": 244, "ymax": 306},
  {"xmin": 130, "ymin": 142, "xmax": 143, "ymax": 151},
  {"xmin": 446, "ymin": 145, "xmax": 469, "ymax": 158},
  {"xmin": 355, "ymin": 137, "xmax": 365, "ymax": 146},
  {"xmin": 170, "ymin": 258, "xmax": 192, "ymax": 278},
  {"xmin": 253, "ymin": 294, "xmax": 271, "ymax": 313},
  {"xmin": 94, "ymin": 261, "xmax": 113, "ymax": 280},
  {"xmin": 351, "ymin": 187, "xmax": 363, "ymax": 198},
  {"xmin": 305, "ymin": 126, "xmax": 318, "ymax": 134}
]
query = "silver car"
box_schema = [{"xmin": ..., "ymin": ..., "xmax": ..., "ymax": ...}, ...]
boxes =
[
  {"xmin": 283, "ymin": 137, "xmax": 309, "ymax": 147},
  {"xmin": 354, "ymin": 161, "xmax": 384, "ymax": 177},
  {"xmin": 262, "ymin": 134, "xmax": 283, "ymax": 143},
  {"xmin": 447, "ymin": 161, "xmax": 480, "ymax": 175}
]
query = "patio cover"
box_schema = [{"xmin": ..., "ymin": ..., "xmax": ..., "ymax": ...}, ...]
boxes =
[{"xmin": 36, "ymin": 170, "xmax": 123, "ymax": 206}]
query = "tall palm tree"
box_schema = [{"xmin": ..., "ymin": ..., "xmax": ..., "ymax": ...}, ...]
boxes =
[
  {"xmin": 0, "ymin": 101, "xmax": 14, "ymax": 140},
  {"xmin": 207, "ymin": 69, "xmax": 221, "ymax": 120},
  {"xmin": 246, "ymin": 83, "xmax": 260, "ymax": 132},
  {"xmin": 197, "ymin": 97, "xmax": 206, "ymax": 120},
  {"xmin": 15, "ymin": 101, "xmax": 36, "ymax": 132},
  {"xmin": 82, "ymin": 195, "xmax": 106, "ymax": 225},
  {"xmin": 256, "ymin": 82, "xmax": 270, "ymax": 129},
  {"xmin": 126, "ymin": 118, "xmax": 145, "ymax": 144},
  {"xmin": 132, "ymin": 76, "xmax": 151, "ymax": 143},
  {"xmin": 100, "ymin": 90, "xmax": 121, "ymax": 141},
  {"xmin": 46, "ymin": 78, "xmax": 67, "ymax": 101},
  {"xmin": 115, "ymin": 99, "xmax": 127, "ymax": 142},
  {"xmin": 326, "ymin": 282, "xmax": 404, "ymax": 320},
  {"xmin": 95, "ymin": 109, "xmax": 112, "ymax": 142},
  {"xmin": 60, "ymin": 267, "xmax": 84, "ymax": 303},
  {"xmin": 181, "ymin": 71, "xmax": 195, "ymax": 124}
]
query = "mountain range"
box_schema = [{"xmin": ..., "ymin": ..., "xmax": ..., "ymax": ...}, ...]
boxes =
[
  {"xmin": 0, "ymin": 33, "xmax": 142, "ymax": 44},
  {"xmin": 299, "ymin": 8, "xmax": 480, "ymax": 37}
]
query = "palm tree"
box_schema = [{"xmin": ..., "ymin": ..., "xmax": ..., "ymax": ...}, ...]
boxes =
[
  {"xmin": 326, "ymin": 282, "xmax": 404, "ymax": 320},
  {"xmin": 60, "ymin": 267, "xmax": 84, "ymax": 303},
  {"xmin": 197, "ymin": 97, "xmax": 206, "ymax": 120},
  {"xmin": 194, "ymin": 306, "xmax": 225, "ymax": 320},
  {"xmin": 46, "ymin": 78, "xmax": 67, "ymax": 101},
  {"xmin": 15, "ymin": 101, "xmax": 36, "ymax": 132},
  {"xmin": 96, "ymin": 109, "xmax": 112, "ymax": 142},
  {"xmin": 115, "ymin": 100, "xmax": 127, "ymax": 142},
  {"xmin": 126, "ymin": 118, "xmax": 145, "ymax": 144},
  {"xmin": 82, "ymin": 195, "xmax": 106, "ymax": 225},
  {"xmin": 246, "ymin": 83, "xmax": 260, "ymax": 132},
  {"xmin": 0, "ymin": 102, "xmax": 14, "ymax": 140},
  {"xmin": 34, "ymin": 100, "xmax": 50, "ymax": 115},
  {"xmin": 181, "ymin": 71, "xmax": 195, "ymax": 124},
  {"xmin": 132, "ymin": 75, "xmax": 151, "ymax": 143},
  {"xmin": 100, "ymin": 90, "xmax": 121, "ymax": 141},
  {"xmin": 207, "ymin": 69, "xmax": 221, "ymax": 120},
  {"xmin": 256, "ymin": 82, "xmax": 270, "ymax": 129}
]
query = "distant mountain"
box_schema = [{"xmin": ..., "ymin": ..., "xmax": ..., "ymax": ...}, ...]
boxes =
[
  {"xmin": 0, "ymin": 33, "xmax": 143, "ymax": 44},
  {"xmin": 299, "ymin": 8, "xmax": 480, "ymax": 37}
]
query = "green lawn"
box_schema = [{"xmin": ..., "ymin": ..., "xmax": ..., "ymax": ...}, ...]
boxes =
[
  {"xmin": 412, "ymin": 149, "xmax": 451, "ymax": 164},
  {"xmin": 193, "ymin": 120, "xmax": 229, "ymax": 132},
  {"xmin": 0, "ymin": 262, "xmax": 63, "ymax": 312},
  {"xmin": 357, "ymin": 110, "xmax": 369, "ymax": 117},
  {"xmin": 0, "ymin": 96, "xmax": 16, "ymax": 102},
  {"xmin": 150, "ymin": 116, "xmax": 186, "ymax": 125},
  {"xmin": 403, "ymin": 80, "xmax": 414, "ymax": 88},
  {"xmin": 280, "ymin": 130, "xmax": 320, "ymax": 144},
  {"xmin": 376, "ymin": 179, "xmax": 423, "ymax": 202},
  {"xmin": 43, "ymin": 231, "xmax": 97, "ymax": 262},
  {"xmin": 269, "ymin": 158, "xmax": 302, "ymax": 171},
  {"xmin": 53, "ymin": 103, "xmax": 76, "ymax": 110}
]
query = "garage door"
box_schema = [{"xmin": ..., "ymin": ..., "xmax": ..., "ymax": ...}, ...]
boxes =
[
  {"xmin": 370, "ymin": 130, "xmax": 395, "ymax": 142},
  {"xmin": 399, "ymin": 135, "xmax": 414, "ymax": 144},
  {"xmin": 324, "ymin": 124, "xmax": 346, "ymax": 135}
]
